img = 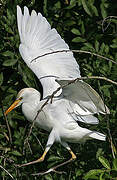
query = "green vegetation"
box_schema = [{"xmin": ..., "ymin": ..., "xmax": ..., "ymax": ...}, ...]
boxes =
[{"xmin": 0, "ymin": 0, "xmax": 117, "ymax": 179}]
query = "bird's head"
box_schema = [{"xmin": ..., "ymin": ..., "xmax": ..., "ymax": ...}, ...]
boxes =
[{"xmin": 5, "ymin": 88, "xmax": 40, "ymax": 116}]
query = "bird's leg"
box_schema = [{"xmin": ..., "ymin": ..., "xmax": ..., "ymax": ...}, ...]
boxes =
[
  {"xmin": 18, "ymin": 129, "xmax": 55, "ymax": 167},
  {"xmin": 69, "ymin": 149, "xmax": 77, "ymax": 160},
  {"xmin": 61, "ymin": 141, "xmax": 77, "ymax": 160},
  {"xmin": 32, "ymin": 141, "xmax": 76, "ymax": 176}
]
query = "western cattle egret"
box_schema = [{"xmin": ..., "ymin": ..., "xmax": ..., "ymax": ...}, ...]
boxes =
[{"xmin": 5, "ymin": 6, "xmax": 109, "ymax": 167}]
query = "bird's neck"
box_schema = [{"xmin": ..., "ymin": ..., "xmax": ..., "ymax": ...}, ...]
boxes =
[{"xmin": 22, "ymin": 97, "xmax": 40, "ymax": 122}]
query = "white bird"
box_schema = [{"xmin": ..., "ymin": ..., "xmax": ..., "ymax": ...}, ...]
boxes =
[{"xmin": 5, "ymin": 6, "xmax": 109, "ymax": 167}]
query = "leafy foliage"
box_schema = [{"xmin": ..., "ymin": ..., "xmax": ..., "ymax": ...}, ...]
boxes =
[{"xmin": 0, "ymin": 0, "xmax": 117, "ymax": 179}]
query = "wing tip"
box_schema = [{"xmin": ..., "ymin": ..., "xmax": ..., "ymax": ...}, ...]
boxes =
[{"xmin": 17, "ymin": 5, "xmax": 21, "ymax": 14}]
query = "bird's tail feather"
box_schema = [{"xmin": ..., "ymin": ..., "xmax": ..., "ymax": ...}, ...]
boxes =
[{"xmin": 89, "ymin": 131, "xmax": 106, "ymax": 141}]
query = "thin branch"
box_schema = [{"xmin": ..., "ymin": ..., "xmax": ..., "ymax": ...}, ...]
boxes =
[
  {"xmin": 97, "ymin": 83, "xmax": 116, "ymax": 159},
  {"xmin": 107, "ymin": 115, "xmax": 116, "ymax": 159},
  {"xmin": 1, "ymin": 100, "xmax": 12, "ymax": 144},
  {"xmin": 4, "ymin": 115, "xmax": 12, "ymax": 144},
  {"xmin": 102, "ymin": 16, "xmax": 117, "ymax": 32},
  {"xmin": 31, "ymin": 49, "xmax": 117, "ymax": 65},
  {"xmin": 27, "ymin": 140, "xmax": 33, "ymax": 155},
  {"xmin": 79, "ymin": 76, "xmax": 117, "ymax": 86},
  {"xmin": 32, "ymin": 158, "xmax": 73, "ymax": 176},
  {"xmin": 0, "ymin": 165, "xmax": 14, "ymax": 179},
  {"xmin": 32, "ymin": 132, "xmax": 44, "ymax": 151}
]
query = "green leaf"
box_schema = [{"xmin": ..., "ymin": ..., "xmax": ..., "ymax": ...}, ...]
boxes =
[
  {"xmin": 10, "ymin": 150, "xmax": 22, "ymax": 156},
  {"xmin": 64, "ymin": 20, "xmax": 76, "ymax": 26},
  {"xmin": 81, "ymin": 0, "xmax": 92, "ymax": 16},
  {"xmin": 95, "ymin": 40, "xmax": 99, "ymax": 52},
  {"xmin": 47, "ymin": 155, "xmax": 63, "ymax": 162},
  {"xmin": 99, "ymin": 172, "xmax": 105, "ymax": 180},
  {"xmin": 100, "ymin": 85, "xmax": 111, "ymax": 97},
  {"xmin": 0, "ymin": 109, "xmax": 2, "ymax": 118},
  {"xmin": 99, "ymin": 156, "xmax": 111, "ymax": 169},
  {"xmin": 100, "ymin": 2, "xmax": 107, "ymax": 18},
  {"xmin": 71, "ymin": 28, "xmax": 81, "ymax": 35},
  {"xmin": 105, "ymin": 45, "xmax": 109, "ymax": 54},
  {"xmin": 90, "ymin": 4, "xmax": 99, "ymax": 16},
  {"xmin": 96, "ymin": 148, "xmax": 104, "ymax": 159},
  {"xmin": 0, "ymin": 134, "xmax": 5, "ymax": 139},
  {"xmin": 110, "ymin": 44, "xmax": 117, "ymax": 49},
  {"xmin": 113, "ymin": 158, "xmax": 117, "ymax": 170},
  {"xmin": 65, "ymin": 0, "xmax": 77, "ymax": 9},
  {"xmin": 72, "ymin": 37, "xmax": 86, "ymax": 43},
  {"xmin": 7, "ymin": 9, "xmax": 12, "ymax": 20},
  {"xmin": 84, "ymin": 169, "xmax": 104, "ymax": 179},
  {"xmin": 81, "ymin": 21, "xmax": 85, "ymax": 34},
  {"xmin": 3, "ymin": 59, "xmax": 17, "ymax": 66},
  {"xmin": 43, "ymin": 0, "xmax": 48, "ymax": 15},
  {"xmin": 44, "ymin": 174, "xmax": 53, "ymax": 180},
  {"xmin": 84, "ymin": 43, "xmax": 94, "ymax": 50},
  {"xmin": 99, "ymin": 43, "xmax": 105, "ymax": 54},
  {"xmin": 2, "ymin": 51, "xmax": 14, "ymax": 57},
  {"xmin": 0, "ymin": 72, "xmax": 3, "ymax": 86}
]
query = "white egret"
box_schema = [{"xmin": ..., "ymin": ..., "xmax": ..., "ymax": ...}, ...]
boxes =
[{"xmin": 5, "ymin": 6, "xmax": 109, "ymax": 167}]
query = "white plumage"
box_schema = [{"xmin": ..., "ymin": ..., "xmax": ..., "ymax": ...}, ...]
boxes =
[
  {"xmin": 17, "ymin": 6, "xmax": 80, "ymax": 98},
  {"xmin": 5, "ymin": 6, "xmax": 109, "ymax": 166}
]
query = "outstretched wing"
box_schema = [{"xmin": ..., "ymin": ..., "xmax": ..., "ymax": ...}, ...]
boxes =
[
  {"xmin": 57, "ymin": 80, "xmax": 110, "ymax": 124},
  {"xmin": 17, "ymin": 6, "xmax": 80, "ymax": 98}
]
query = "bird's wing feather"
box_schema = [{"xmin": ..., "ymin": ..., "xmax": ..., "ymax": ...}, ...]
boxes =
[
  {"xmin": 47, "ymin": 99, "xmax": 99, "ymax": 127},
  {"xmin": 17, "ymin": 6, "xmax": 80, "ymax": 98},
  {"xmin": 57, "ymin": 80, "xmax": 110, "ymax": 119}
]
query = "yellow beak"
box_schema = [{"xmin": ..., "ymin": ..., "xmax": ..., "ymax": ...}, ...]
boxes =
[{"xmin": 4, "ymin": 99, "xmax": 21, "ymax": 116}]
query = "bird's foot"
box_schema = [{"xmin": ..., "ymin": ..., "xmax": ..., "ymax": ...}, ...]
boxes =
[
  {"xmin": 16, "ymin": 150, "xmax": 47, "ymax": 167},
  {"xmin": 16, "ymin": 156, "xmax": 45, "ymax": 167},
  {"xmin": 69, "ymin": 149, "xmax": 77, "ymax": 160}
]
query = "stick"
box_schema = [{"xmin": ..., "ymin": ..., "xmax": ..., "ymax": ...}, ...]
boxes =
[
  {"xmin": 32, "ymin": 158, "xmax": 74, "ymax": 176},
  {"xmin": 31, "ymin": 49, "xmax": 117, "ymax": 65},
  {"xmin": 0, "ymin": 165, "xmax": 14, "ymax": 179}
]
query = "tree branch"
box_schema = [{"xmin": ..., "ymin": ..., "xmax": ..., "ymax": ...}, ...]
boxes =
[
  {"xmin": 1, "ymin": 99, "xmax": 12, "ymax": 144},
  {"xmin": 0, "ymin": 165, "xmax": 14, "ymax": 179},
  {"xmin": 31, "ymin": 49, "xmax": 117, "ymax": 65},
  {"xmin": 32, "ymin": 158, "xmax": 73, "ymax": 176},
  {"xmin": 102, "ymin": 16, "xmax": 117, "ymax": 32}
]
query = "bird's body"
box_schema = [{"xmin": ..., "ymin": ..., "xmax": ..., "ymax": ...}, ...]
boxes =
[
  {"xmin": 5, "ymin": 6, "xmax": 109, "ymax": 166},
  {"xmin": 19, "ymin": 88, "xmax": 106, "ymax": 144}
]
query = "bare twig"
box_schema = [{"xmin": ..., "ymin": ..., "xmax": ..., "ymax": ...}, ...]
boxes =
[
  {"xmin": 0, "ymin": 165, "xmax": 14, "ymax": 179},
  {"xmin": 27, "ymin": 141, "xmax": 33, "ymax": 155},
  {"xmin": 31, "ymin": 49, "xmax": 117, "ymax": 65},
  {"xmin": 102, "ymin": 16, "xmax": 117, "ymax": 32},
  {"xmin": 1, "ymin": 100, "xmax": 12, "ymax": 144},
  {"xmin": 32, "ymin": 132, "xmax": 44, "ymax": 151},
  {"xmin": 107, "ymin": 115, "xmax": 116, "ymax": 159},
  {"xmin": 32, "ymin": 158, "xmax": 73, "ymax": 176},
  {"xmin": 4, "ymin": 115, "xmax": 12, "ymax": 144},
  {"xmin": 97, "ymin": 83, "xmax": 116, "ymax": 159},
  {"xmin": 78, "ymin": 76, "xmax": 117, "ymax": 86}
]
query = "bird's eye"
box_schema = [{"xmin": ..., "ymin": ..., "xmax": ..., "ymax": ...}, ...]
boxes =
[{"xmin": 19, "ymin": 97, "xmax": 23, "ymax": 100}]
